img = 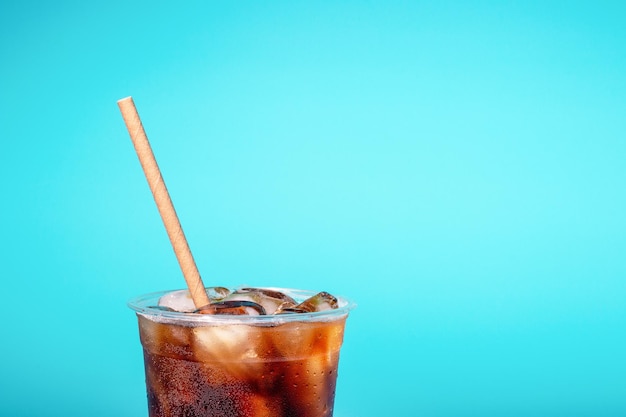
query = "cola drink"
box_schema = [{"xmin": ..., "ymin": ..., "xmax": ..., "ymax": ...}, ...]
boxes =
[{"xmin": 128, "ymin": 287, "xmax": 354, "ymax": 417}]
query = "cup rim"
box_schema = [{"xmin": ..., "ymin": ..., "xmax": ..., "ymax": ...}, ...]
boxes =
[{"xmin": 128, "ymin": 287, "xmax": 356, "ymax": 325}]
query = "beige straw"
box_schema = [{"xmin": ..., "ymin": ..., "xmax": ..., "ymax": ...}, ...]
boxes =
[{"xmin": 117, "ymin": 96, "xmax": 210, "ymax": 309}]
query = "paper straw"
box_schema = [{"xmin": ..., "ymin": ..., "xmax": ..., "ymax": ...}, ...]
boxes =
[{"xmin": 117, "ymin": 96, "xmax": 210, "ymax": 309}]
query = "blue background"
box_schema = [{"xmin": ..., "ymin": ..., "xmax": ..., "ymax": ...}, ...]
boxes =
[{"xmin": 1, "ymin": 1, "xmax": 625, "ymax": 416}]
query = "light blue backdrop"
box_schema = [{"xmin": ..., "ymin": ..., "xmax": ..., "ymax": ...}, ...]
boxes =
[{"xmin": 1, "ymin": 1, "xmax": 625, "ymax": 416}]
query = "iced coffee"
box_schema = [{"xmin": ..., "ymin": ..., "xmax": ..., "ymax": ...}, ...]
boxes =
[{"xmin": 129, "ymin": 287, "xmax": 354, "ymax": 417}]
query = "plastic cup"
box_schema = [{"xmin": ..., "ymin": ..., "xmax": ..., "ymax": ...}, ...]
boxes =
[{"xmin": 128, "ymin": 288, "xmax": 355, "ymax": 417}]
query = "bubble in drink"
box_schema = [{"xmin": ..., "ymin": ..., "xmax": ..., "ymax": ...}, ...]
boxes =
[{"xmin": 129, "ymin": 287, "xmax": 354, "ymax": 417}]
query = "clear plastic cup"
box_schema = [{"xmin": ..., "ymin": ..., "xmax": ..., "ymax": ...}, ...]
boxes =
[{"xmin": 128, "ymin": 288, "xmax": 355, "ymax": 417}]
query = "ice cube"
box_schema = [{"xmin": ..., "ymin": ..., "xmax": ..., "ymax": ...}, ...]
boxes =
[
  {"xmin": 293, "ymin": 291, "xmax": 338, "ymax": 313},
  {"xmin": 195, "ymin": 300, "xmax": 266, "ymax": 316},
  {"xmin": 206, "ymin": 286, "xmax": 232, "ymax": 300},
  {"xmin": 192, "ymin": 324, "xmax": 268, "ymax": 378},
  {"xmin": 158, "ymin": 290, "xmax": 195, "ymax": 312},
  {"xmin": 274, "ymin": 302, "xmax": 306, "ymax": 315},
  {"xmin": 224, "ymin": 288, "xmax": 297, "ymax": 315},
  {"xmin": 138, "ymin": 315, "xmax": 194, "ymax": 360},
  {"xmin": 239, "ymin": 288, "xmax": 297, "ymax": 305},
  {"xmin": 275, "ymin": 305, "xmax": 308, "ymax": 314},
  {"xmin": 158, "ymin": 287, "xmax": 231, "ymax": 312}
]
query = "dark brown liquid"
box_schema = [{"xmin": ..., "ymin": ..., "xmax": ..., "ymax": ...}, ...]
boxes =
[{"xmin": 138, "ymin": 316, "xmax": 346, "ymax": 417}]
